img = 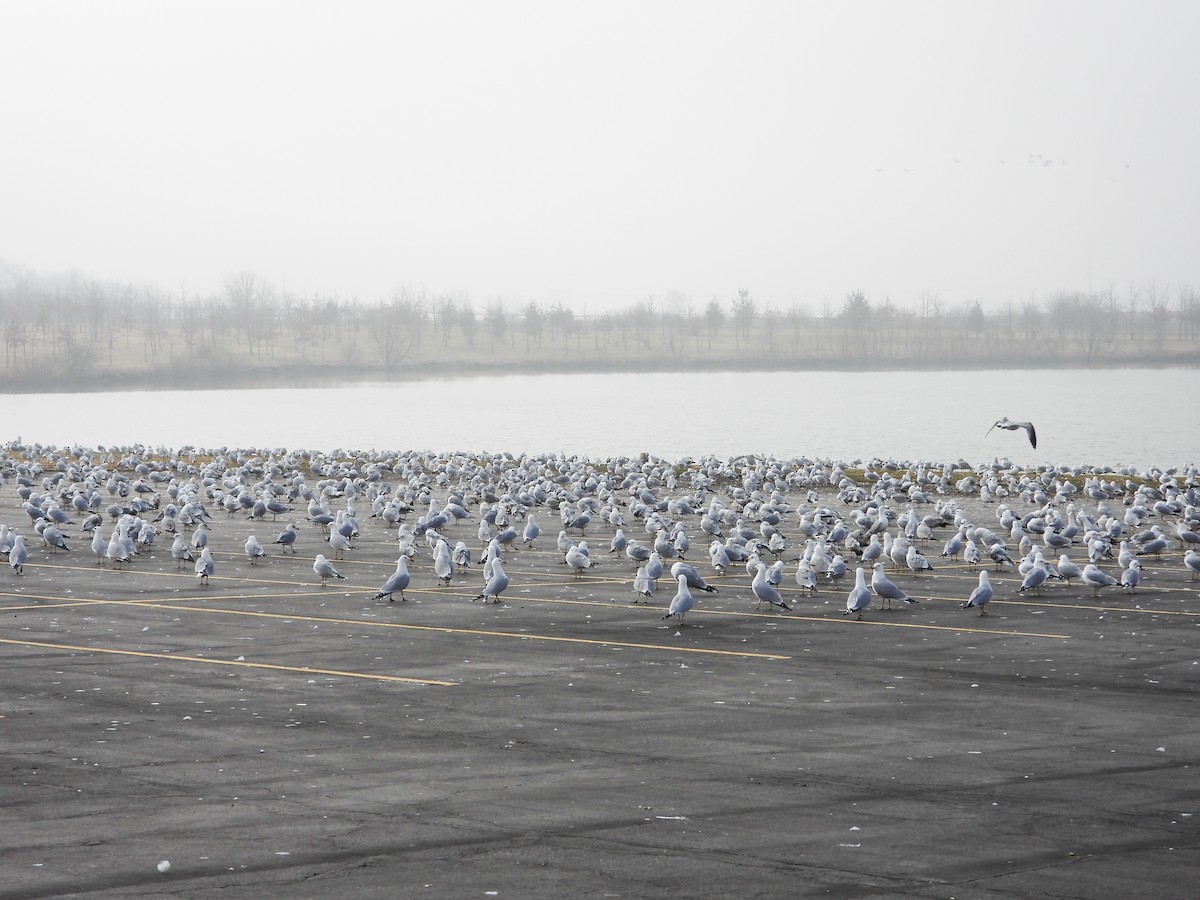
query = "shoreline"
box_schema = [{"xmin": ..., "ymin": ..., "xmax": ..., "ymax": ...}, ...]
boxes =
[{"xmin": 4, "ymin": 354, "xmax": 1200, "ymax": 394}]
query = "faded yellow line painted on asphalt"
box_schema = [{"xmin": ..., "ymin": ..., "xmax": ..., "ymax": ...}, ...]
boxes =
[
  {"xmin": 918, "ymin": 592, "xmax": 1200, "ymax": 618},
  {"xmin": 0, "ymin": 636, "xmax": 456, "ymax": 685},
  {"xmin": 983, "ymin": 597, "xmax": 1200, "ymax": 617},
  {"xmin": 485, "ymin": 594, "xmax": 1070, "ymax": 638},
  {"xmin": 48, "ymin": 598, "xmax": 793, "ymax": 660},
  {"xmin": 0, "ymin": 588, "xmax": 1067, "ymax": 638},
  {"xmin": 795, "ymin": 616, "xmax": 1069, "ymax": 638}
]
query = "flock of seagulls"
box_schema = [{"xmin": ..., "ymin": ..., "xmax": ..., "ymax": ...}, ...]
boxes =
[{"xmin": 0, "ymin": 428, "xmax": 1196, "ymax": 629}]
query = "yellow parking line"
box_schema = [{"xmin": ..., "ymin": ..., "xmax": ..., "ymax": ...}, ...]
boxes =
[
  {"xmin": 493, "ymin": 594, "xmax": 1069, "ymax": 638},
  {"xmin": 52, "ymin": 599, "xmax": 793, "ymax": 660},
  {"xmin": 0, "ymin": 588, "xmax": 1065, "ymax": 640},
  {"xmin": 0, "ymin": 636, "xmax": 456, "ymax": 685},
  {"xmin": 916, "ymin": 592, "xmax": 1200, "ymax": 617},
  {"xmin": 986, "ymin": 597, "xmax": 1200, "ymax": 617}
]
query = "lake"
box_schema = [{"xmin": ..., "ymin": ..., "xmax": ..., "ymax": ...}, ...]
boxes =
[{"xmin": 3, "ymin": 369, "xmax": 1195, "ymax": 470}]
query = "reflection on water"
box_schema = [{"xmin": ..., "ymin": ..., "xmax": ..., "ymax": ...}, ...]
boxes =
[{"xmin": 3, "ymin": 369, "xmax": 1195, "ymax": 469}]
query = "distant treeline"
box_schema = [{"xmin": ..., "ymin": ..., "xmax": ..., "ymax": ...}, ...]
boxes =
[{"xmin": 1, "ymin": 265, "xmax": 1198, "ymax": 391}]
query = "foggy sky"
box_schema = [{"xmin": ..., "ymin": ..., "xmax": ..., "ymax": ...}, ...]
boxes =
[{"xmin": 2, "ymin": 1, "xmax": 1197, "ymax": 313}]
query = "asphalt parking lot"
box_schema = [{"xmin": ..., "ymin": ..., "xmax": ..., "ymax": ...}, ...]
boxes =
[{"xmin": 2, "ymin": 483, "xmax": 1198, "ymax": 899}]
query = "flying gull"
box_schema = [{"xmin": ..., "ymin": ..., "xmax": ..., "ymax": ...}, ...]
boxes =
[{"xmin": 987, "ymin": 416, "xmax": 1037, "ymax": 449}]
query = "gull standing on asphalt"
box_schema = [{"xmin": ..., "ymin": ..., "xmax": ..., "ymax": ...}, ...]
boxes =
[
  {"xmin": 1120, "ymin": 559, "xmax": 1141, "ymax": 593},
  {"xmin": 274, "ymin": 523, "xmax": 298, "ymax": 553},
  {"xmin": 473, "ymin": 557, "xmax": 509, "ymax": 604},
  {"xmin": 632, "ymin": 565, "xmax": 654, "ymax": 602},
  {"xmin": 662, "ymin": 574, "xmax": 695, "ymax": 625},
  {"xmin": 844, "ymin": 566, "xmax": 872, "ymax": 619},
  {"xmin": 752, "ymin": 562, "xmax": 791, "ymax": 612},
  {"xmin": 195, "ymin": 547, "xmax": 214, "ymax": 584},
  {"xmin": 522, "ymin": 515, "xmax": 540, "ymax": 548},
  {"xmin": 962, "ymin": 570, "xmax": 994, "ymax": 615},
  {"xmin": 794, "ymin": 558, "xmax": 817, "ymax": 595},
  {"xmin": 871, "ymin": 562, "xmax": 918, "ymax": 609},
  {"xmin": 244, "ymin": 534, "xmax": 266, "ymax": 564},
  {"xmin": 1081, "ymin": 563, "xmax": 1118, "ymax": 596},
  {"xmin": 1055, "ymin": 554, "xmax": 1083, "ymax": 584},
  {"xmin": 1017, "ymin": 558, "xmax": 1049, "ymax": 595},
  {"xmin": 433, "ymin": 539, "xmax": 455, "ymax": 584},
  {"xmin": 372, "ymin": 556, "xmax": 411, "ymax": 602},
  {"xmin": 313, "ymin": 553, "xmax": 345, "ymax": 587},
  {"xmin": 1185, "ymin": 549, "xmax": 1200, "ymax": 580},
  {"xmin": 670, "ymin": 561, "xmax": 719, "ymax": 594},
  {"xmin": 9, "ymin": 534, "xmax": 28, "ymax": 574}
]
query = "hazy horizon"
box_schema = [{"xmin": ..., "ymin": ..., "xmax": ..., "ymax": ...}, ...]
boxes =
[{"xmin": 2, "ymin": 1, "xmax": 1197, "ymax": 314}]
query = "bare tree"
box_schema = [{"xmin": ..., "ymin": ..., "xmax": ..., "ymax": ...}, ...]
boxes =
[
  {"xmin": 731, "ymin": 288, "xmax": 756, "ymax": 347},
  {"xmin": 485, "ymin": 301, "xmax": 507, "ymax": 351},
  {"xmin": 839, "ymin": 290, "xmax": 872, "ymax": 358},
  {"xmin": 223, "ymin": 270, "xmax": 276, "ymax": 357},
  {"xmin": 522, "ymin": 301, "xmax": 544, "ymax": 351},
  {"xmin": 1145, "ymin": 282, "xmax": 1170, "ymax": 349},
  {"xmin": 704, "ymin": 296, "xmax": 723, "ymax": 350},
  {"xmin": 365, "ymin": 298, "xmax": 417, "ymax": 370},
  {"xmin": 785, "ymin": 304, "xmax": 811, "ymax": 356},
  {"xmin": 550, "ymin": 304, "xmax": 575, "ymax": 352},
  {"xmin": 458, "ymin": 302, "xmax": 478, "ymax": 348}
]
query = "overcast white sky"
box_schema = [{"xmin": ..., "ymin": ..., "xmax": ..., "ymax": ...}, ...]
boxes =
[{"xmin": 1, "ymin": 1, "xmax": 1197, "ymax": 314}]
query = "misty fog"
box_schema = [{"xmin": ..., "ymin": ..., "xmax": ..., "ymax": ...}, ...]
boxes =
[{"xmin": 0, "ymin": 264, "xmax": 1195, "ymax": 392}]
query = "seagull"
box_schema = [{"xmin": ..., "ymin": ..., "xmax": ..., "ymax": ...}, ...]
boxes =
[
  {"xmin": 473, "ymin": 557, "xmax": 509, "ymax": 604},
  {"xmin": 1185, "ymin": 549, "xmax": 1200, "ymax": 580},
  {"xmin": 433, "ymin": 539, "xmax": 455, "ymax": 584},
  {"xmin": 522, "ymin": 515, "xmax": 540, "ymax": 548},
  {"xmin": 632, "ymin": 565, "xmax": 654, "ymax": 602},
  {"xmin": 961, "ymin": 569, "xmax": 993, "ymax": 615},
  {"xmin": 608, "ymin": 528, "xmax": 627, "ymax": 554},
  {"xmin": 42, "ymin": 523, "xmax": 70, "ymax": 552},
  {"xmin": 752, "ymin": 562, "xmax": 791, "ymax": 612},
  {"xmin": 1054, "ymin": 554, "xmax": 1083, "ymax": 584},
  {"xmin": 328, "ymin": 524, "xmax": 352, "ymax": 560},
  {"xmin": 670, "ymin": 561, "xmax": 718, "ymax": 594},
  {"xmin": 708, "ymin": 541, "xmax": 730, "ymax": 575},
  {"xmin": 9, "ymin": 534, "xmax": 28, "ymax": 574},
  {"xmin": 662, "ymin": 574, "xmax": 696, "ymax": 625},
  {"xmin": 192, "ymin": 521, "xmax": 209, "ymax": 549},
  {"xmin": 107, "ymin": 529, "xmax": 131, "ymax": 569},
  {"xmin": 794, "ymin": 558, "xmax": 817, "ymax": 595},
  {"xmin": 244, "ymin": 534, "xmax": 266, "ymax": 564},
  {"xmin": 844, "ymin": 566, "xmax": 872, "ymax": 619},
  {"xmin": 170, "ymin": 533, "xmax": 194, "ymax": 568},
  {"xmin": 625, "ymin": 539, "xmax": 651, "ymax": 565},
  {"xmin": 565, "ymin": 543, "xmax": 596, "ymax": 577},
  {"xmin": 871, "ymin": 562, "xmax": 918, "ymax": 609},
  {"xmin": 313, "ymin": 553, "xmax": 345, "ymax": 587},
  {"xmin": 194, "ymin": 547, "xmax": 214, "ymax": 584},
  {"xmin": 905, "ymin": 544, "xmax": 935, "ymax": 574},
  {"xmin": 1081, "ymin": 563, "xmax": 1118, "ymax": 597},
  {"xmin": 92, "ymin": 527, "xmax": 111, "ymax": 565},
  {"xmin": 273, "ymin": 523, "xmax": 298, "ymax": 553},
  {"xmin": 373, "ymin": 556, "xmax": 411, "ymax": 602},
  {"xmin": 1017, "ymin": 560, "xmax": 1049, "ymax": 595},
  {"xmin": 1120, "ymin": 559, "xmax": 1141, "ymax": 593},
  {"xmin": 987, "ymin": 416, "xmax": 1037, "ymax": 449},
  {"xmin": 989, "ymin": 543, "xmax": 1015, "ymax": 569},
  {"xmin": 644, "ymin": 550, "xmax": 664, "ymax": 587}
]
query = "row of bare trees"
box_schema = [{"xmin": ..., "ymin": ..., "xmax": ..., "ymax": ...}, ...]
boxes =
[{"xmin": 1, "ymin": 262, "xmax": 1197, "ymax": 384}]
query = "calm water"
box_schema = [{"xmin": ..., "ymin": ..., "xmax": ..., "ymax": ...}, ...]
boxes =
[{"xmin": 4, "ymin": 369, "xmax": 1195, "ymax": 469}]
